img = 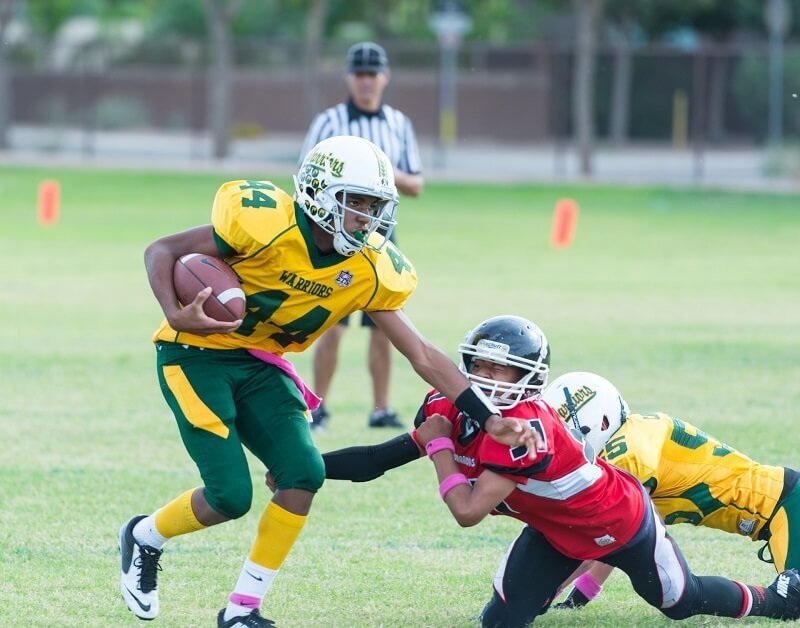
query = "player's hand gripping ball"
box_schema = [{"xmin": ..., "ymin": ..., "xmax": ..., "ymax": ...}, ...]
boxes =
[{"xmin": 173, "ymin": 254, "xmax": 246, "ymax": 322}]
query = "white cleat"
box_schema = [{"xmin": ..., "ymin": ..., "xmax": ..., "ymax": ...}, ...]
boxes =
[{"xmin": 119, "ymin": 515, "xmax": 162, "ymax": 620}]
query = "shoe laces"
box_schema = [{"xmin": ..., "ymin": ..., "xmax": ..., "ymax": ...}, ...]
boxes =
[{"xmin": 134, "ymin": 545, "xmax": 163, "ymax": 593}]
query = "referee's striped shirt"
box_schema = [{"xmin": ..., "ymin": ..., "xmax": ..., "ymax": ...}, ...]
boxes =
[{"xmin": 299, "ymin": 100, "xmax": 423, "ymax": 176}]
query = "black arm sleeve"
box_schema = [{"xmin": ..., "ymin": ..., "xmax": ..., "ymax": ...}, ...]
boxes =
[{"xmin": 322, "ymin": 433, "xmax": 422, "ymax": 482}]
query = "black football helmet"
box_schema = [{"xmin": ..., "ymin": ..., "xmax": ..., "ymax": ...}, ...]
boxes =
[{"xmin": 458, "ymin": 315, "xmax": 551, "ymax": 409}]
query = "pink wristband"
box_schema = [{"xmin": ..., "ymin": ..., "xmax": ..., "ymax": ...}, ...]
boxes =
[
  {"xmin": 573, "ymin": 572, "xmax": 603, "ymax": 600},
  {"xmin": 438, "ymin": 473, "xmax": 469, "ymax": 500},
  {"xmin": 425, "ymin": 437, "xmax": 455, "ymax": 458}
]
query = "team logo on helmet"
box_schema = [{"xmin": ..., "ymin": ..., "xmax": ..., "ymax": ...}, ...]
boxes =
[
  {"xmin": 549, "ymin": 385, "xmax": 597, "ymax": 423},
  {"xmin": 305, "ymin": 150, "xmax": 345, "ymax": 178}
]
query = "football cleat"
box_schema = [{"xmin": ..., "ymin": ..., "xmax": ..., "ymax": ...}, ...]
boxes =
[
  {"xmin": 768, "ymin": 568, "xmax": 800, "ymax": 620},
  {"xmin": 553, "ymin": 587, "xmax": 590, "ymax": 610},
  {"xmin": 217, "ymin": 608, "xmax": 276, "ymax": 627},
  {"xmin": 119, "ymin": 514, "xmax": 163, "ymax": 620},
  {"xmin": 368, "ymin": 407, "xmax": 403, "ymax": 428}
]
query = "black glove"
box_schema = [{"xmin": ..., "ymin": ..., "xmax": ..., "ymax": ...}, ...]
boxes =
[{"xmin": 553, "ymin": 587, "xmax": 590, "ymax": 610}]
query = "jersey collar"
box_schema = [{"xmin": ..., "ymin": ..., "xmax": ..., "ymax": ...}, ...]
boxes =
[{"xmin": 347, "ymin": 98, "xmax": 385, "ymax": 120}]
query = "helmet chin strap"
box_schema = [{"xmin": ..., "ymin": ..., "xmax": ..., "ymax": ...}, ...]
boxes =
[
  {"xmin": 332, "ymin": 230, "xmax": 359, "ymax": 256},
  {"xmin": 563, "ymin": 386, "xmax": 591, "ymax": 435}
]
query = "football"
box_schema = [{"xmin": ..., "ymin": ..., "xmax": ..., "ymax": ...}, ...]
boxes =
[{"xmin": 173, "ymin": 253, "xmax": 246, "ymax": 322}]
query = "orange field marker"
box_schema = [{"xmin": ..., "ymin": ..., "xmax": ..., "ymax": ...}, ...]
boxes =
[
  {"xmin": 37, "ymin": 179, "xmax": 61, "ymax": 226},
  {"xmin": 550, "ymin": 198, "xmax": 579, "ymax": 248}
]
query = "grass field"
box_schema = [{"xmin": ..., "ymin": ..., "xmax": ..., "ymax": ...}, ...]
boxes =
[{"xmin": 1, "ymin": 165, "xmax": 798, "ymax": 627}]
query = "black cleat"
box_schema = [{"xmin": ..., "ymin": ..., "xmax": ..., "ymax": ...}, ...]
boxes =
[
  {"xmin": 217, "ymin": 608, "xmax": 276, "ymax": 627},
  {"xmin": 768, "ymin": 568, "xmax": 800, "ymax": 620},
  {"xmin": 553, "ymin": 587, "xmax": 590, "ymax": 610},
  {"xmin": 368, "ymin": 408, "xmax": 403, "ymax": 428}
]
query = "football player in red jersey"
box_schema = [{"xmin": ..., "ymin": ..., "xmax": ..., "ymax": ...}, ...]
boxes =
[{"xmin": 312, "ymin": 315, "xmax": 800, "ymax": 626}]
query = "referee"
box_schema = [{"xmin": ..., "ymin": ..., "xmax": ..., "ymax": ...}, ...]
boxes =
[{"xmin": 300, "ymin": 41, "xmax": 424, "ymax": 432}]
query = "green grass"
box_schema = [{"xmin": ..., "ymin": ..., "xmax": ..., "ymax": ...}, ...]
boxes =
[{"xmin": 1, "ymin": 166, "xmax": 798, "ymax": 626}]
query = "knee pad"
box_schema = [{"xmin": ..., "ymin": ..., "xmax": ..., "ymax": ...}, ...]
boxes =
[
  {"xmin": 275, "ymin": 447, "xmax": 325, "ymax": 492},
  {"xmin": 205, "ymin": 481, "xmax": 253, "ymax": 520}
]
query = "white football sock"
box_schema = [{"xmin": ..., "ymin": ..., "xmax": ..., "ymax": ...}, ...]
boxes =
[
  {"xmin": 224, "ymin": 560, "xmax": 277, "ymax": 621},
  {"xmin": 132, "ymin": 514, "xmax": 168, "ymax": 550}
]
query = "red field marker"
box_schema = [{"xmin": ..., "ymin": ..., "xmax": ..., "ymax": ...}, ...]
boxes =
[
  {"xmin": 551, "ymin": 198, "xmax": 579, "ymax": 248},
  {"xmin": 37, "ymin": 179, "xmax": 61, "ymax": 226}
]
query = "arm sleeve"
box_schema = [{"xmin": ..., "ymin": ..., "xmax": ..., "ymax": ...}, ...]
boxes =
[{"xmin": 322, "ymin": 433, "xmax": 422, "ymax": 482}]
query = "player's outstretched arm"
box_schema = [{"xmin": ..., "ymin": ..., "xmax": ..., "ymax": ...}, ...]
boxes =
[
  {"xmin": 144, "ymin": 225, "xmax": 240, "ymax": 335},
  {"xmin": 266, "ymin": 433, "xmax": 422, "ymax": 491},
  {"xmin": 370, "ymin": 310, "xmax": 542, "ymax": 455},
  {"xmin": 323, "ymin": 433, "xmax": 423, "ymax": 482},
  {"xmin": 416, "ymin": 413, "xmax": 516, "ymax": 527}
]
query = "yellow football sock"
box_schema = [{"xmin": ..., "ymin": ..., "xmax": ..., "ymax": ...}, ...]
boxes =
[
  {"xmin": 249, "ymin": 501, "xmax": 307, "ymax": 570},
  {"xmin": 154, "ymin": 488, "xmax": 207, "ymax": 538}
]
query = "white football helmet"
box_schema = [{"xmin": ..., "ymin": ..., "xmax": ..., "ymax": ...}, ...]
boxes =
[
  {"xmin": 458, "ymin": 315, "xmax": 550, "ymax": 410},
  {"xmin": 294, "ymin": 136, "xmax": 398, "ymax": 256},
  {"xmin": 542, "ymin": 372, "xmax": 629, "ymax": 455}
]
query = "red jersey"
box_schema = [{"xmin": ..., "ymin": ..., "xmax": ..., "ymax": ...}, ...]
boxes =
[{"xmin": 412, "ymin": 391, "xmax": 645, "ymax": 560}]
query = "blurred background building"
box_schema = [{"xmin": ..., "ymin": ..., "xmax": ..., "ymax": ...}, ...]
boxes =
[{"xmin": 0, "ymin": 0, "xmax": 798, "ymax": 186}]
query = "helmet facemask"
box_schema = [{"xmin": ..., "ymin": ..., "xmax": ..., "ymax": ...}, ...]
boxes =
[
  {"xmin": 330, "ymin": 187, "xmax": 397, "ymax": 256},
  {"xmin": 459, "ymin": 339, "xmax": 550, "ymax": 410}
]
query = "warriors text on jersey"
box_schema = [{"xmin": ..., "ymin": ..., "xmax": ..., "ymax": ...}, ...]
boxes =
[
  {"xmin": 600, "ymin": 413, "xmax": 788, "ymax": 540},
  {"xmin": 412, "ymin": 392, "xmax": 645, "ymax": 560},
  {"xmin": 153, "ymin": 180, "xmax": 417, "ymax": 354}
]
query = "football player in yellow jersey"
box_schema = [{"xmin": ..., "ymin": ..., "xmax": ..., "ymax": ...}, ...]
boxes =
[
  {"xmin": 117, "ymin": 135, "xmax": 540, "ymax": 628},
  {"xmin": 541, "ymin": 372, "xmax": 800, "ymax": 613}
]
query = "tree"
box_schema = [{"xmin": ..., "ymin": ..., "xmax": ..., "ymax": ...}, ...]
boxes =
[
  {"xmin": 303, "ymin": 0, "xmax": 328, "ymax": 123},
  {"xmin": 201, "ymin": 0, "xmax": 246, "ymax": 159},
  {"xmin": 604, "ymin": 0, "xmax": 792, "ymax": 145},
  {"xmin": 573, "ymin": 0, "xmax": 603, "ymax": 176}
]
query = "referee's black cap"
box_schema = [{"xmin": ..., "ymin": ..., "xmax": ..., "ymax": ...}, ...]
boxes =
[{"xmin": 347, "ymin": 42, "xmax": 389, "ymax": 73}]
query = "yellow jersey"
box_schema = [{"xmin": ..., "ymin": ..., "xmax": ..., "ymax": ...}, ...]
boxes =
[
  {"xmin": 153, "ymin": 180, "xmax": 417, "ymax": 354},
  {"xmin": 600, "ymin": 413, "xmax": 786, "ymax": 540}
]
